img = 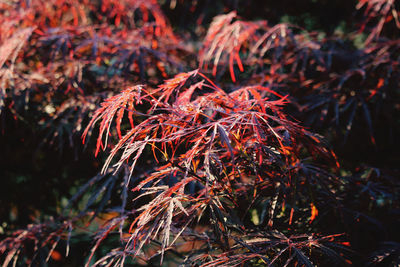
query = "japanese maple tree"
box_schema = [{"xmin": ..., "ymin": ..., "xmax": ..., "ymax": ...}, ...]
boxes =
[{"xmin": 0, "ymin": 0, "xmax": 399, "ymax": 266}]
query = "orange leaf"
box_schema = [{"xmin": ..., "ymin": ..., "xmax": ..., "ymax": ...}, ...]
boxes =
[
  {"xmin": 377, "ymin": 78, "xmax": 385, "ymax": 88},
  {"xmin": 289, "ymin": 207, "xmax": 294, "ymax": 225},
  {"xmin": 340, "ymin": 241, "xmax": 351, "ymax": 247},
  {"xmin": 51, "ymin": 250, "xmax": 62, "ymax": 261},
  {"xmin": 310, "ymin": 203, "xmax": 318, "ymax": 223}
]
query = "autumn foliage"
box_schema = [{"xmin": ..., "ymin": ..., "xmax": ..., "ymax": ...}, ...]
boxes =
[{"xmin": 0, "ymin": 0, "xmax": 399, "ymax": 266}]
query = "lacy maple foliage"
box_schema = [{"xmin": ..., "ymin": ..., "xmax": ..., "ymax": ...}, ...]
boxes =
[
  {"xmin": 0, "ymin": 0, "xmax": 399, "ymax": 266},
  {"xmin": 79, "ymin": 70, "xmax": 343, "ymax": 266}
]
